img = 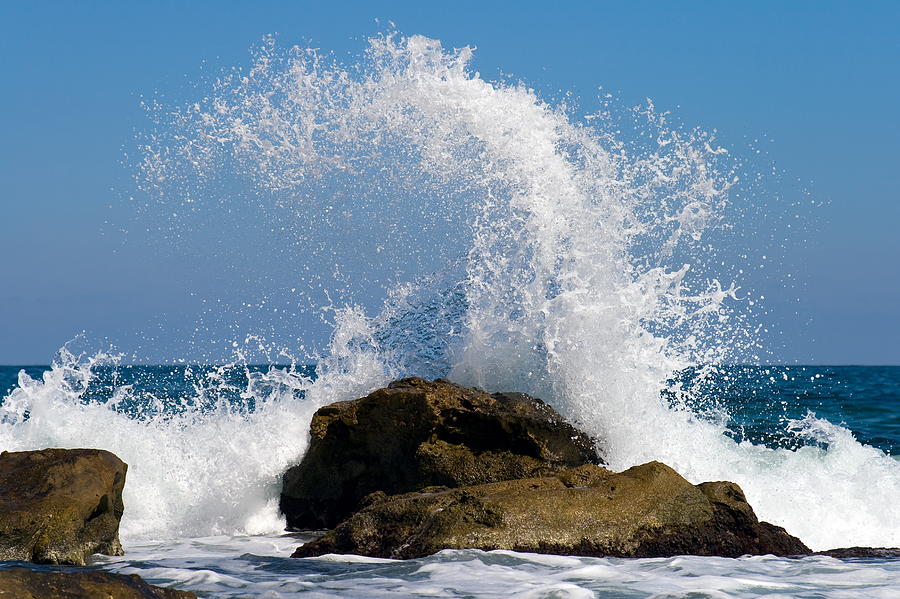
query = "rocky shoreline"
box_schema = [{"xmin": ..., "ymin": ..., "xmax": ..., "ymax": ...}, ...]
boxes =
[{"xmin": 1, "ymin": 376, "xmax": 897, "ymax": 597}]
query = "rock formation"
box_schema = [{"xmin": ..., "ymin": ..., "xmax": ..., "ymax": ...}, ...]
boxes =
[
  {"xmin": 293, "ymin": 461, "xmax": 810, "ymax": 559},
  {"xmin": 281, "ymin": 377, "xmax": 598, "ymax": 529},
  {"xmin": 0, "ymin": 448, "xmax": 127, "ymax": 565},
  {"xmin": 0, "ymin": 568, "xmax": 197, "ymax": 599}
]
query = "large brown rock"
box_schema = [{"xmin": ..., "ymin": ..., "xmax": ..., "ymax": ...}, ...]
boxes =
[
  {"xmin": 0, "ymin": 448, "xmax": 127, "ymax": 565},
  {"xmin": 0, "ymin": 568, "xmax": 196, "ymax": 598},
  {"xmin": 293, "ymin": 461, "xmax": 810, "ymax": 559},
  {"xmin": 280, "ymin": 378, "xmax": 598, "ymax": 529}
]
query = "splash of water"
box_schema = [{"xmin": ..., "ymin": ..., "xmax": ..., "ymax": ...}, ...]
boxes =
[
  {"xmin": 0, "ymin": 318, "xmax": 390, "ymax": 540},
  {"xmin": 2, "ymin": 33, "xmax": 898, "ymax": 550}
]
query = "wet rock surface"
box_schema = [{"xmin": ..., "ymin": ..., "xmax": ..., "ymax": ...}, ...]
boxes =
[
  {"xmin": 293, "ymin": 461, "xmax": 810, "ymax": 559},
  {"xmin": 0, "ymin": 568, "xmax": 197, "ymax": 598},
  {"xmin": 815, "ymin": 547, "xmax": 900, "ymax": 558},
  {"xmin": 0, "ymin": 448, "xmax": 127, "ymax": 565},
  {"xmin": 280, "ymin": 377, "xmax": 598, "ymax": 529}
]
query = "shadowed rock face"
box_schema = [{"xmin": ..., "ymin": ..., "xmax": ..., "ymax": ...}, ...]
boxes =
[
  {"xmin": 293, "ymin": 462, "xmax": 810, "ymax": 560},
  {"xmin": 0, "ymin": 568, "xmax": 197, "ymax": 599},
  {"xmin": 280, "ymin": 378, "xmax": 598, "ymax": 529},
  {"xmin": 0, "ymin": 448, "xmax": 127, "ymax": 565}
]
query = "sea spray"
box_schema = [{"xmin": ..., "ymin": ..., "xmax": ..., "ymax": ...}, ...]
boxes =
[
  {"xmin": 0, "ymin": 312, "xmax": 391, "ymax": 540},
  {"xmin": 2, "ymin": 32, "xmax": 898, "ymax": 550}
]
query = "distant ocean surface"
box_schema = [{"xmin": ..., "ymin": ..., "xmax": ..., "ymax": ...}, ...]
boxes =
[
  {"xmin": 2, "ymin": 364, "xmax": 898, "ymax": 456},
  {"xmin": 1, "ymin": 364, "xmax": 898, "ymax": 598}
]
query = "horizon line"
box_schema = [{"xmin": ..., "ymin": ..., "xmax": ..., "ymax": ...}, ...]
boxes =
[{"xmin": 2, "ymin": 363, "xmax": 900, "ymax": 368}]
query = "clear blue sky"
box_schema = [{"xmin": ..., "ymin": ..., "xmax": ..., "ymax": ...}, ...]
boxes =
[{"xmin": 1, "ymin": 1, "xmax": 898, "ymax": 364}]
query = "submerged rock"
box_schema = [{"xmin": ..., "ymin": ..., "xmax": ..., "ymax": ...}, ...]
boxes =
[
  {"xmin": 293, "ymin": 461, "xmax": 810, "ymax": 559},
  {"xmin": 815, "ymin": 547, "xmax": 900, "ymax": 558},
  {"xmin": 0, "ymin": 568, "xmax": 197, "ymax": 599},
  {"xmin": 0, "ymin": 448, "xmax": 127, "ymax": 565},
  {"xmin": 280, "ymin": 377, "xmax": 598, "ymax": 529}
]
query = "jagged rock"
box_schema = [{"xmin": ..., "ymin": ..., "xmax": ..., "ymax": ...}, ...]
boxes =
[
  {"xmin": 815, "ymin": 547, "xmax": 900, "ymax": 558},
  {"xmin": 0, "ymin": 448, "xmax": 127, "ymax": 565},
  {"xmin": 293, "ymin": 461, "xmax": 810, "ymax": 559},
  {"xmin": 0, "ymin": 568, "xmax": 197, "ymax": 598},
  {"xmin": 280, "ymin": 378, "xmax": 598, "ymax": 529}
]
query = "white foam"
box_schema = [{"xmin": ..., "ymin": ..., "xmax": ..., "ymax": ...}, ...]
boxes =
[
  {"xmin": 101, "ymin": 541, "xmax": 900, "ymax": 598},
  {"xmin": 0, "ymin": 311, "xmax": 390, "ymax": 540}
]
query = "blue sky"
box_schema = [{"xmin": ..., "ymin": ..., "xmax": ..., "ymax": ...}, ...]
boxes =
[{"xmin": 1, "ymin": 1, "xmax": 898, "ymax": 364}]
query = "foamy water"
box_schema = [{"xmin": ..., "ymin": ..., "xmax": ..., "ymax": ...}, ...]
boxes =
[
  {"xmin": 1, "ymin": 32, "xmax": 898, "ymax": 598},
  {"xmin": 98, "ymin": 541, "xmax": 900, "ymax": 599},
  {"xmin": 0, "ymin": 332, "xmax": 391, "ymax": 539}
]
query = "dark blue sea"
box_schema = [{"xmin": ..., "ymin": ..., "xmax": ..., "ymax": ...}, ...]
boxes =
[{"xmin": 2, "ymin": 364, "xmax": 898, "ymax": 455}]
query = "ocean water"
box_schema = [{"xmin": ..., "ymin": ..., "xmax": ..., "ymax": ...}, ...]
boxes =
[
  {"xmin": 2, "ymin": 32, "xmax": 900, "ymax": 597},
  {"xmin": 1, "ymin": 364, "xmax": 898, "ymax": 597}
]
